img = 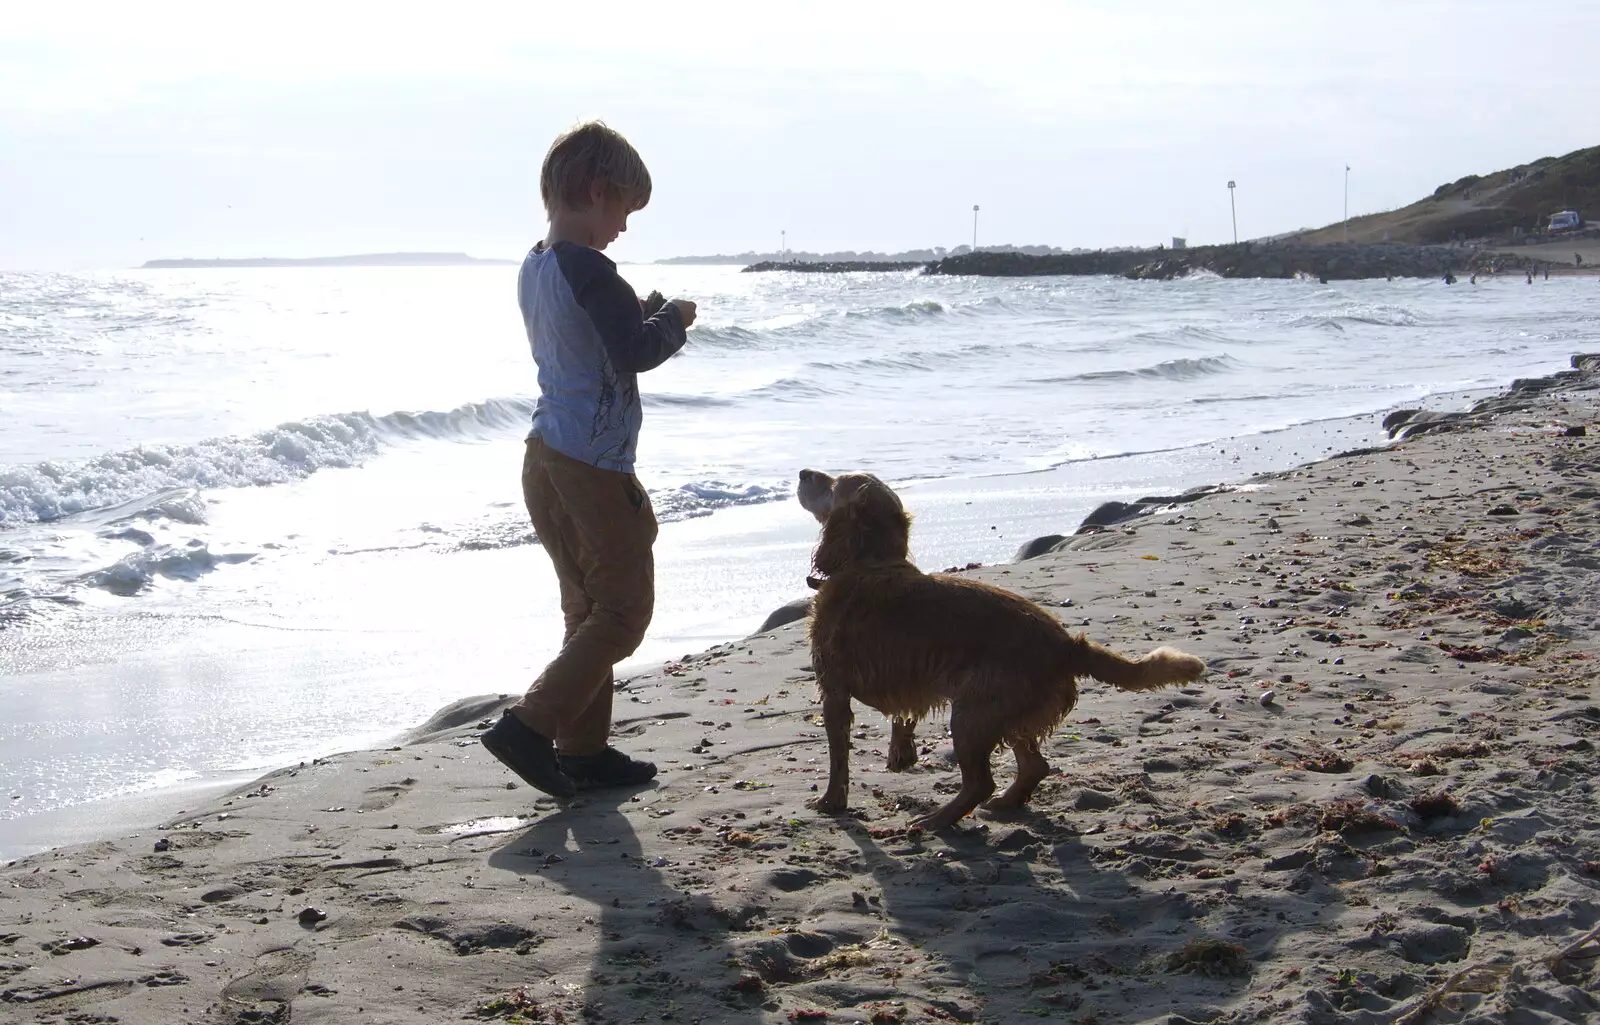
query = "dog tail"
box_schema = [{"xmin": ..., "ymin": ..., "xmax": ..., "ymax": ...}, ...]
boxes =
[{"xmin": 1079, "ymin": 640, "xmax": 1206, "ymax": 692}]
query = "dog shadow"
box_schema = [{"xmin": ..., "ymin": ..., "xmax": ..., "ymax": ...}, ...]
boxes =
[
  {"xmin": 488, "ymin": 793, "xmax": 764, "ymax": 1024},
  {"xmin": 842, "ymin": 813, "xmax": 1317, "ymax": 1022}
]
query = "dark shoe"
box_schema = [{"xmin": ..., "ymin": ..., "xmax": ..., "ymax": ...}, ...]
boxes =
[
  {"xmin": 558, "ymin": 747, "xmax": 658, "ymax": 790},
  {"xmin": 480, "ymin": 712, "xmax": 576, "ymax": 800}
]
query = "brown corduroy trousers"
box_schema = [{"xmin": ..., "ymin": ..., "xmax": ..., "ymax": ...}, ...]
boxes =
[{"xmin": 510, "ymin": 436, "xmax": 657, "ymax": 755}]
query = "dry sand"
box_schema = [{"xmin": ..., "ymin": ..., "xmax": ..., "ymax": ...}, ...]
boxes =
[
  {"xmin": 1482, "ymin": 239, "xmax": 1600, "ymax": 277},
  {"xmin": 1490, "ymin": 238, "xmax": 1600, "ymax": 273},
  {"xmin": 4, "ymin": 359, "xmax": 1600, "ymax": 1025}
]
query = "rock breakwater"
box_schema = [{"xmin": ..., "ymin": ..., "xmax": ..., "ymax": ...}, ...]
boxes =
[{"xmin": 926, "ymin": 242, "xmax": 1553, "ymax": 281}]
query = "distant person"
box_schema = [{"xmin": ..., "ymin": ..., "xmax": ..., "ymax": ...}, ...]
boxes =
[
  {"xmin": 1445, "ymin": 270, "xmax": 1457, "ymax": 284},
  {"xmin": 481, "ymin": 121, "xmax": 698, "ymax": 799},
  {"xmin": 1578, "ymin": 253, "xmax": 1585, "ymax": 268}
]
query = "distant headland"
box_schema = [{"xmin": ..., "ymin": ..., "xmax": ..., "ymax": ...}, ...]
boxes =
[
  {"xmin": 138, "ymin": 252, "xmax": 516, "ymax": 269},
  {"xmin": 678, "ymin": 141, "xmax": 1600, "ymax": 279}
]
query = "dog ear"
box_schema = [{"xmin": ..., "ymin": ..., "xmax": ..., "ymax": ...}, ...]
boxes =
[
  {"xmin": 812, "ymin": 490, "xmax": 869, "ymax": 576},
  {"xmin": 851, "ymin": 489, "xmax": 908, "ymax": 565},
  {"xmin": 811, "ymin": 501, "xmax": 850, "ymax": 577}
]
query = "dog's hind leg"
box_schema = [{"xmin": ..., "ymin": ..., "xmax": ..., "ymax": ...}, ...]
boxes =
[
  {"xmin": 808, "ymin": 687, "xmax": 853, "ymax": 815},
  {"xmin": 984, "ymin": 737, "xmax": 1049, "ymax": 811},
  {"xmin": 912, "ymin": 702, "xmax": 998, "ymax": 831},
  {"xmin": 886, "ymin": 717, "xmax": 918, "ymax": 771}
]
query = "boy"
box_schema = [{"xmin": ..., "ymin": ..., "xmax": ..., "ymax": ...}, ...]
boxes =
[{"xmin": 481, "ymin": 121, "xmax": 697, "ymax": 799}]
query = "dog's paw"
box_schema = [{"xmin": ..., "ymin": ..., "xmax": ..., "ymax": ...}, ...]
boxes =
[{"xmin": 807, "ymin": 794, "xmax": 847, "ymax": 815}]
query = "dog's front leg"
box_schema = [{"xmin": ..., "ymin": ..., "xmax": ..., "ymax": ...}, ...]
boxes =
[
  {"xmin": 886, "ymin": 717, "xmax": 918, "ymax": 771},
  {"xmin": 808, "ymin": 689, "xmax": 853, "ymax": 814}
]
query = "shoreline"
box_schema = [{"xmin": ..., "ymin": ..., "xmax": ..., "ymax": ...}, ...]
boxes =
[
  {"xmin": 2, "ymin": 360, "xmax": 1597, "ymax": 1022},
  {"xmin": 0, "ymin": 390, "xmax": 1502, "ymax": 863}
]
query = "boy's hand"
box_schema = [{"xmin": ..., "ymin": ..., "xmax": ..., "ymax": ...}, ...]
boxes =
[
  {"xmin": 640, "ymin": 289, "xmax": 667, "ymax": 318},
  {"xmin": 669, "ymin": 299, "xmax": 697, "ymax": 327}
]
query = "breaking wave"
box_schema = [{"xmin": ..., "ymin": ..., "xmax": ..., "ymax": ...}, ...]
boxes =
[
  {"xmin": 1039, "ymin": 354, "xmax": 1243, "ymax": 385},
  {"xmin": 689, "ymin": 299, "xmax": 950, "ymax": 349},
  {"xmin": 1284, "ymin": 304, "xmax": 1422, "ymax": 331},
  {"xmin": 0, "ymin": 397, "xmax": 536, "ymax": 526}
]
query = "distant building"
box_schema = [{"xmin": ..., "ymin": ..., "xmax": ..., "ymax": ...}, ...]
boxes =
[{"xmin": 1171, "ymin": 237, "xmax": 1187, "ymax": 250}]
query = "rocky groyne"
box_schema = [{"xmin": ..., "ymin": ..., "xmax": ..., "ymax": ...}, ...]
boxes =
[
  {"xmin": 925, "ymin": 249, "xmax": 1156, "ymax": 277},
  {"xmin": 741, "ymin": 244, "xmax": 1557, "ymax": 280},
  {"xmin": 926, "ymin": 242, "xmax": 1554, "ymax": 281}
]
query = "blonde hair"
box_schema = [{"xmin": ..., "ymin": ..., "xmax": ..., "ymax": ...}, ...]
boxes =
[{"xmin": 540, "ymin": 121, "xmax": 652, "ymax": 213}]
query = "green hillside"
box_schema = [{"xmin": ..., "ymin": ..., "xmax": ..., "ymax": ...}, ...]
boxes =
[{"xmin": 1298, "ymin": 144, "xmax": 1599, "ymax": 245}]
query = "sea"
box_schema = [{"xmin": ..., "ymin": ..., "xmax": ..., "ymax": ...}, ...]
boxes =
[{"xmin": 2, "ymin": 263, "xmax": 1595, "ymax": 858}]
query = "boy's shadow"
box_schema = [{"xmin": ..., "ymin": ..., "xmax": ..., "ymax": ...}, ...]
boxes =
[{"xmin": 487, "ymin": 792, "xmax": 761, "ymax": 1024}]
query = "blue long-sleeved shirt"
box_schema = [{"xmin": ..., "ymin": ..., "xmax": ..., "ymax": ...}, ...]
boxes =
[{"xmin": 518, "ymin": 242, "xmax": 687, "ymax": 472}]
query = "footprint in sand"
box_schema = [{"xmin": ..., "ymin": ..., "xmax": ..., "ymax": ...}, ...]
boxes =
[
  {"xmin": 219, "ymin": 945, "xmax": 314, "ymax": 1023},
  {"xmin": 359, "ymin": 781, "xmax": 413, "ymax": 812}
]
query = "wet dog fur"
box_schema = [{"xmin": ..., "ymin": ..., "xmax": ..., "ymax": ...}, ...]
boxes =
[{"xmin": 796, "ymin": 468, "xmax": 1207, "ymax": 830}]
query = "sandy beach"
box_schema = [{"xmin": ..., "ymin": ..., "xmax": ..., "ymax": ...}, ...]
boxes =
[{"xmin": 4, "ymin": 358, "xmax": 1599, "ymax": 1025}]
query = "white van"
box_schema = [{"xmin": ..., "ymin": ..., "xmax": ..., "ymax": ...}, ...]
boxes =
[{"xmin": 1548, "ymin": 210, "xmax": 1583, "ymax": 233}]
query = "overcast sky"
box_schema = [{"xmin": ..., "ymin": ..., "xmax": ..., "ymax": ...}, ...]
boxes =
[{"xmin": 3, "ymin": 1, "xmax": 1595, "ymax": 269}]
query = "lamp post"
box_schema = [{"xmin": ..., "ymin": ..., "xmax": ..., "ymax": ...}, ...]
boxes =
[
  {"xmin": 972, "ymin": 204, "xmax": 979, "ymax": 251},
  {"xmin": 1227, "ymin": 181, "xmax": 1237, "ymax": 244},
  {"xmin": 781, "ymin": 230, "xmax": 786, "ymax": 261},
  {"xmin": 1343, "ymin": 165, "xmax": 1350, "ymax": 243}
]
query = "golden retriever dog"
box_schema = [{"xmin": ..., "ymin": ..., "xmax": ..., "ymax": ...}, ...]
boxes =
[{"xmin": 796, "ymin": 468, "xmax": 1207, "ymax": 831}]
